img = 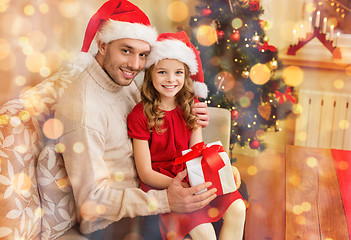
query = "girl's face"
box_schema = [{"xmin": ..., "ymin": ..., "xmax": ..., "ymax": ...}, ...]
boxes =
[{"xmin": 151, "ymin": 59, "xmax": 185, "ymax": 105}]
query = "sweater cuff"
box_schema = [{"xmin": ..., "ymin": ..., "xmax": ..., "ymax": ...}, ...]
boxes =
[{"xmin": 150, "ymin": 189, "xmax": 170, "ymax": 214}]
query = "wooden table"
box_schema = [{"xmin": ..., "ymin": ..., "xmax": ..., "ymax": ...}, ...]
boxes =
[{"xmin": 285, "ymin": 145, "xmax": 349, "ymax": 239}]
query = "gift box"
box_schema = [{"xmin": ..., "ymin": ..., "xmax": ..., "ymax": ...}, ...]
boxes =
[{"xmin": 175, "ymin": 141, "xmax": 236, "ymax": 195}]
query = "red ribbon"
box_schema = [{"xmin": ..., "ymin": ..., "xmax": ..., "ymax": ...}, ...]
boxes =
[
  {"xmin": 258, "ymin": 42, "xmax": 276, "ymax": 52},
  {"xmin": 175, "ymin": 142, "xmax": 226, "ymax": 195},
  {"xmin": 275, "ymin": 87, "xmax": 295, "ymax": 104}
]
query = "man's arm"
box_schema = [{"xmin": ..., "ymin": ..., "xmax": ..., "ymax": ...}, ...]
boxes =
[
  {"xmin": 167, "ymin": 170, "xmax": 217, "ymax": 213},
  {"xmin": 193, "ymin": 102, "xmax": 209, "ymax": 128}
]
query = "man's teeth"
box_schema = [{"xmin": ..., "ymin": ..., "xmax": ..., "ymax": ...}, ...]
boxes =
[{"xmin": 123, "ymin": 70, "xmax": 133, "ymax": 76}]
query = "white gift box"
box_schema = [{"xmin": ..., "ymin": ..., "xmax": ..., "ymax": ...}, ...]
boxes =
[{"xmin": 182, "ymin": 141, "xmax": 236, "ymax": 195}]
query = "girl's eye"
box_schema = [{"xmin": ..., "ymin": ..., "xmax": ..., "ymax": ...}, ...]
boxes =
[
  {"xmin": 176, "ymin": 71, "xmax": 184, "ymax": 75},
  {"xmin": 158, "ymin": 71, "xmax": 166, "ymax": 74}
]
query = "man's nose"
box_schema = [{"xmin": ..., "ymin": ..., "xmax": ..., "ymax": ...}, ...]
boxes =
[{"xmin": 127, "ymin": 55, "xmax": 141, "ymax": 70}]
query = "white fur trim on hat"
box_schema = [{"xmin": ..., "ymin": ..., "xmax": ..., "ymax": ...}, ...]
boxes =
[
  {"xmin": 97, "ymin": 20, "xmax": 158, "ymax": 46},
  {"xmin": 193, "ymin": 81, "xmax": 208, "ymax": 99},
  {"xmin": 69, "ymin": 52, "xmax": 95, "ymax": 71},
  {"xmin": 145, "ymin": 39, "xmax": 198, "ymax": 75}
]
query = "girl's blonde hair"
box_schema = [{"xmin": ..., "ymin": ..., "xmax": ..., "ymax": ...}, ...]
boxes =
[{"xmin": 141, "ymin": 63, "xmax": 198, "ymax": 134}]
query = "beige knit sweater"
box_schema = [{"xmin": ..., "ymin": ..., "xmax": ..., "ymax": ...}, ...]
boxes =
[{"xmin": 55, "ymin": 59, "xmax": 170, "ymax": 234}]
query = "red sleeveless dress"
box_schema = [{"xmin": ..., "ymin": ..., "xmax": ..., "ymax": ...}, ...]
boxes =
[{"xmin": 127, "ymin": 102, "xmax": 243, "ymax": 240}]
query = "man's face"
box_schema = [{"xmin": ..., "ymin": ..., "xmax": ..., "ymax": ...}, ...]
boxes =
[{"xmin": 99, "ymin": 38, "xmax": 151, "ymax": 86}]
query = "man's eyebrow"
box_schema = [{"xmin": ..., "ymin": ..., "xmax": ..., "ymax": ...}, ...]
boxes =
[{"xmin": 120, "ymin": 44, "xmax": 150, "ymax": 54}]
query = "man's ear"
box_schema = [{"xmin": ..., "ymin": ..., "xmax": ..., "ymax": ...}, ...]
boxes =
[{"xmin": 97, "ymin": 40, "xmax": 107, "ymax": 56}]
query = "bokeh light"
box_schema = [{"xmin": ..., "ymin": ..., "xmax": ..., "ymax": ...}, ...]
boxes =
[
  {"xmin": 73, "ymin": 142, "xmax": 85, "ymax": 153},
  {"xmin": 0, "ymin": 114, "xmax": 9, "ymax": 125},
  {"xmin": 13, "ymin": 173, "xmax": 32, "ymax": 194},
  {"xmin": 14, "ymin": 76, "xmax": 27, "ymax": 87},
  {"xmin": 59, "ymin": 0, "xmax": 80, "ymax": 18},
  {"xmin": 28, "ymin": 31, "xmax": 47, "ymax": 51},
  {"xmin": 45, "ymin": 50, "xmax": 62, "ymax": 72},
  {"xmin": 339, "ymin": 119, "xmax": 349, "ymax": 130},
  {"xmin": 333, "ymin": 79, "xmax": 344, "ymax": 89},
  {"xmin": 293, "ymin": 205, "xmax": 302, "ymax": 215},
  {"xmin": 208, "ymin": 207, "xmax": 219, "ymax": 218},
  {"xmin": 55, "ymin": 143, "xmax": 66, "ymax": 153},
  {"xmin": 306, "ymin": 157, "xmax": 318, "ymax": 168},
  {"xmin": 23, "ymin": 5, "xmax": 35, "ymax": 16},
  {"xmin": 297, "ymin": 131, "xmax": 307, "ymax": 142},
  {"xmin": 283, "ymin": 66, "xmax": 303, "ymax": 86},
  {"xmin": 304, "ymin": 3, "xmax": 316, "ymax": 14},
  {"xmin": 56, "ymin": 178, "xmax": 68, "ymax": 189},
  {"xmin": 147, "ymin": 197, "xmax": 158, "ymax": 212},
  {"xmin": 214, "ymin": 71, "xmax": 235, "ymax": 92},
  {"xmin": 239, "ymin": 96, "xmax": 251, "ymax": 108},
  {"xmin": 249, "ymin": 63, "xmax": 271, "ymax": 85},
  {"xmin": 34, "ymin": 207, "xmax": 45, "ymax": 218},
  {"xmin": 247, "ymin": 165, "xmax": 258, "ymax": 175},
  {"xmin": 292, "ymin": 104, "xmax": 303, "ymax": 115},
  {"xmin": 26, "ymin": 52, "xmax": 46, "ymax": 73},
  {"xmin": 80, "ymin": 201, "xmax": 98, "ymax": 221},
  {"xmin": 301, "ymin": 202, "xmax": 311, "ymax": 212},
  {"xmin": 210, "ymin": 56, "xmax": 221, "ymax": 66},
  {"xmin": 114, "ymin": 172, "xmax": 125, "ymax": 182},
  {"xmin": 295, "ymin": 215, "xmax": 305, "ymax": 225},
  {"xmin": 43, "ymin": 118, "xmax": 64, "ymax": 139},
  {"xmin": 327, "ymin": 17, "xmax": 338, "ymax": 28},
  {"xmin": 337, "ymin": 161, "xmax": 348, "ymax": 171},
  {"xmin": 39, "ymin": 3, "xmax": 50, "ymax": 14},
  {"xmin": 0, "ymin": 0, "xmax": 9, "ymax": 13},
  {"xmin": 96, "ymin": 204, "xmax": 106, "ymax": 215},
  {"xmin": 232, "ymin": 18, "xmax": 243, "ymax": 29},
  {"xmin": 167, "ymin": 1, "xmax": 188, "ymax": 22},
  {"xmin": 288, "ymin": 175, "xmax": 300, "ymax": 187},
  {"xmin": 196, "ymin": 25, "xmax": 217, "ymax": 46},
  {"xmin": 10, "ymin": 116, "xmax": 21, "ymax": 128},
  {"xmin": 40, "ymin": 66, "xmax": 51, "ymax": 77},
  {"xmin": 19, "ymin": 110, "xmax": 31, "ymax": 122}
]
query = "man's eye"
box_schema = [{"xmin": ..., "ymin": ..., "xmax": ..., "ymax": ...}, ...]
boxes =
[{"xmin": 122, "ymin": 49, "xmax": 130, "ymax": 54}]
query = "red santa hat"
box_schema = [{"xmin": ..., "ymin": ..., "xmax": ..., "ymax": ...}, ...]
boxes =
[
  {"xmin": 145, "ymin": 31, "xmax": 208, "ymax": 99},
  {"xmin": 74, "ymin": 0, "xmax": 158, "ymax": 69}
]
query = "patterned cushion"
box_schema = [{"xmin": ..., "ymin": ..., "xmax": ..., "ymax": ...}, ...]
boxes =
[
  {"xmin": 37, "ymin": 142, "xmax": 77, "ymax": 240},
  {"xmin": 0, "ymin": 100, "xmax": 42, "ymax": 239},
  {"xmin": 0, "ymin": 68, "xmax": 75, "ymax": 239}
]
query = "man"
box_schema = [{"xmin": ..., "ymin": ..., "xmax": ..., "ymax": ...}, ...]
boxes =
[{"xmin": 55, "ymin": 0, "xmax": 219, "ymax": 238}]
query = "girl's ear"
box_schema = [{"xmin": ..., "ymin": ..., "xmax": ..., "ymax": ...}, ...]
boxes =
[{"xmin": 97, "ymin": 40, "xmax": 107, "ymax": 56}]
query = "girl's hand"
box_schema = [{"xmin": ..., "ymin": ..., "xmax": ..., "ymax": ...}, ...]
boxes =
[
  {"xmin": 231, "ymin": 166, "xmax": 242, "ymax": 189},
  {"xmin": 193, "ymin": 102, "xmax": 209, "ymax": 128}
]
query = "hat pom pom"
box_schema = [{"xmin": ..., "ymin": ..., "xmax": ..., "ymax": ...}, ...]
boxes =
[
  {"xmin": 69, "ymin": 52, "xmax": 95, "ymax": 71},
  {"xmin": 193, "ymin": 81, "xmax": 208, "ymax": 99}
]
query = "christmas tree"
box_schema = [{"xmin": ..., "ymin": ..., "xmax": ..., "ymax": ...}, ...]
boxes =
[{"xmin": 189, "ymin": 0, "xmax": 295, "ymax": 151}]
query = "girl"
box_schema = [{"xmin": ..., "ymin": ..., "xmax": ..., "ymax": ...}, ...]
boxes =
[{"xmin": 127, "ymin": 31, "xmax": 246, "ymax": 240}]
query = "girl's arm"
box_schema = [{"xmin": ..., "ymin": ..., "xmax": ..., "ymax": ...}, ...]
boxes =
[
  {"xmin": 132, "ymin": 138, "xmax": 174, "ymax": 189},
  {"xmin": 189, "ymin": 126, "xmax": 203, "ymax": 148}
]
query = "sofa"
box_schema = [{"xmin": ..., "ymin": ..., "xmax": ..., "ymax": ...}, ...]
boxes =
[{"xmin": 0, "ymin": 67, "xmax": 233, "ymax": 240}]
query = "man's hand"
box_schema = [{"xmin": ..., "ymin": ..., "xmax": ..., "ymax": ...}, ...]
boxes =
[
  {"xmin": 167, "ymin": 170, "xmax": 217, "ymax": 213},
  {"xmin": 193, "ymin": 102, "xmax": 209, "ymax": 128},
  {"xmin": 232, "ymin": 166, "xmax": 241, "ymax": 189}
]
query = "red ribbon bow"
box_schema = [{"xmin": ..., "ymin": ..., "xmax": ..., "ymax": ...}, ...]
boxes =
[
  {"xmin": 275, "ymin": 87, "xmax": 295, "ymax": 104},
  {"xmin": 258, "ymin": 42, "xmax": 276, "ymax": 52},
  {"xmin": 175, "ymin": 142, "xmax": 226, "ymax": 195}
]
